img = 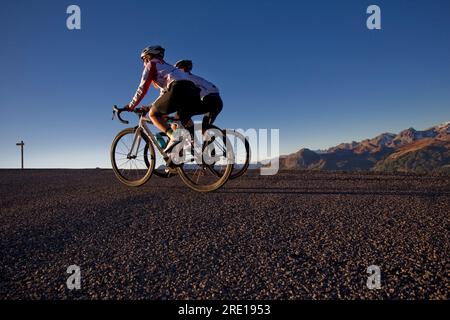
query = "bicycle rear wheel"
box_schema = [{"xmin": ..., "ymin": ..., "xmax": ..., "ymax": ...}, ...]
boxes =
[
  {"xmin": 209, "ymin": 127, "xmax": 251, "ymax": 180},
  {"xmin": 111, "ymin": 127, "xmax": 155, "ymax": 187},
  {"xmin": 176, "ymin": 126, "xmax": 234, "ymax": 192}
]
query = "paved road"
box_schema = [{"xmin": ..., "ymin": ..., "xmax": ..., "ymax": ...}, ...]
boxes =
[{"xmin": 0, "ymin": 169, "xmax": 448, "ymax": 299}]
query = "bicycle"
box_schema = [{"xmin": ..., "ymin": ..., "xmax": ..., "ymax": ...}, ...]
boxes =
[
  {"xmin": 147, "ymin": 122, "xmax": 251, "ymax": 180},
  {"xmin": 110, "ymin": 106, "xmax": 234, "ymax": 192}
]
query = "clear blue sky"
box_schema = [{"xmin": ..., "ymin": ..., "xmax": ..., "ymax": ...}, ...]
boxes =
[{"xmin": 1, "ymin": 0, "xmax": 449, "ymax": 168}]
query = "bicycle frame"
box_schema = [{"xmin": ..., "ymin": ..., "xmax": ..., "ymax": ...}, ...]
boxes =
[
  {"xmin": 126, "ymin": 112, "xmax": 233, "ymax": 169},
  {"xmin": 128, "ymin": 114, "xmax": 168, "ymax": 162}
]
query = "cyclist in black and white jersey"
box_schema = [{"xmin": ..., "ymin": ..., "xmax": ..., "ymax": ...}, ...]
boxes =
[{"xmin": 175, "ymin": 60, "xmax": 223, "ymax": 130}]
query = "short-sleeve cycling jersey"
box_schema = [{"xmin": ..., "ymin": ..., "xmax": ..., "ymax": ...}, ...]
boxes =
[
  {"xmin": 186, "ymin": 73, "xmax": 219, "ymax": 99},
  {"xmin": 129, "ymin": 58, "xmax": 190, "ymax": 110}
]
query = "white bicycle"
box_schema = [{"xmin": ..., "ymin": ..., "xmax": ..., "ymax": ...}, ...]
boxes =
[{"xmin": 110, "ymin": 106, "xmax": 234, "ymax": 192}]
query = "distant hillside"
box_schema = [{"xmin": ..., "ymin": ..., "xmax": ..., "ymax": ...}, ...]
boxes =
[{"xmin": 280, "ymin": 122, "xmax": 450, "ymax": 173}]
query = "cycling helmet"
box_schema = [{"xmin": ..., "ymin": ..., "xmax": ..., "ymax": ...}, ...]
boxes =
[
  {"xmin": 141, "ymin": 45, "xmax": 165, "ymax": 59},
  {"xmin": 175, "ymin": 60, "xmax": 193, "ymax": 72}
]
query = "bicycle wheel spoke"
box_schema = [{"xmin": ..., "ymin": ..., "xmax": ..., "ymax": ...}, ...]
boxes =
[
  {"xmin": 121, "ymin": 140, "xmax": 130, "ymax": 152},
  {"xmin": 137, "ymin": 146, "xmax": 145, "ymax": 155},
  {"xmin": 118, "ymin": 158, "xmax": 131, "ymax": 168},
  {"xmin": 133, "ymin": 161, "xmax": 139, "ymax": 179},
  {"xmin": 196, "ymin": 168, "xmax": 204, "ymax": 184},
  {"xmin": 120, "ymin": 159, "xmax": 131, "ymax": 175}
]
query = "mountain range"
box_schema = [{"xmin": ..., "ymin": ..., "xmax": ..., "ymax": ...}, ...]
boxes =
[{"xmin": 279, "ymin": 122, "xmax": 450, "ymax": 173}]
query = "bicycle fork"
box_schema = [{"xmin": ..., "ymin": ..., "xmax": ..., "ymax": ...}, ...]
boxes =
[{"xmin": 128, "ymin": 127, "xmax": 143, "ymax": 160}]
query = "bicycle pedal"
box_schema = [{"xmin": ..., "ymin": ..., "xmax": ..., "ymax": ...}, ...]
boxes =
[
  {"xmin": 165, "ymin": 167, "xmax": 177, "ymax": 174},
  {"xmin": 164, "ymin": 157, "xmax": 180, "ymax": 168}
]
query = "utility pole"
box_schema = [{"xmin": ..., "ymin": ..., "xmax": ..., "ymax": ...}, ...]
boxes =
[{"xmin": 16, "ymin": 140, "xmax": 24, "ymax": 169}]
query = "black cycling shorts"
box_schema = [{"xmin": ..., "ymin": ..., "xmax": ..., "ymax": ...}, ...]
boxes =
[
  {"xmin": 178, "ymin": 93, "xmax": 223, "ymax": 119},
  {"xmin": 201, "ymin": 93, "xmax": 223, "ymax": 117},
  {"xmin": 152, "ymin": 80, "xmax": 201, "ymax": 120}
]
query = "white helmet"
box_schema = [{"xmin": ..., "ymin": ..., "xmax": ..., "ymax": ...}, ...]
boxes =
[{"xmin": 140, "ymin": 45, "xmax": 165, "ymax": 59}]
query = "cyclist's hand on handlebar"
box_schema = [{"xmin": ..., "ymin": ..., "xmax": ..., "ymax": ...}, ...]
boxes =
[
  {"xmin": 124, "ymin": 104, "xmax": 133, "ymax": 112},
  {"xmin": 140, "ymin": 105, "xmax": 150, "ymax": 114}
]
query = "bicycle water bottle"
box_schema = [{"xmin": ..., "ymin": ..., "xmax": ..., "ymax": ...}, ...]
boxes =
[{"xmin": 155, "ymin": 133, "xmax": 167, "ymax": 148}]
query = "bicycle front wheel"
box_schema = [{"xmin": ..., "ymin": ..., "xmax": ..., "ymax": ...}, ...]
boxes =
[{"xmin": 111, "ymin": 127, "xmax": 155, "ymax": 187}]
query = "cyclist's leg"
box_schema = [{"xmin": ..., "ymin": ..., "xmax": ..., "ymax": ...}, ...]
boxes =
[
  {"xmin": 177, "ymin": 109, "xmax": 195, "ymax": 133},
  {"xmin": 150, "ymin": 91, "xmax": 175, "ymax": 134},
  {"xmin": 149, "ymin": 106, "xmax": 169, "ymax": 133},
  {"xmin": 175, "ymin": 82, "xmax": 203, "ymax": 128},
  {"xmin": 208, "ymin": 95, "xmax": 223, "ymax": 125},
  {"xmin": 201, "ymin": 94, "xmax": 223, "ymax": 131},
  {"xmin": 164, "ymin": 81, "xmax": 201, "ymax": 152}
]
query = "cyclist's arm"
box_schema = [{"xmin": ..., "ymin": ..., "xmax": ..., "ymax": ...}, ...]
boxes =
[{"xmin": 128, "ymin": 62, "xmax": 157, "ymax": 110}]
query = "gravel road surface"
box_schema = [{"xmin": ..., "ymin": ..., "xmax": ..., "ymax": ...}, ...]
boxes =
[{"xmin": 1, "ymin": 169, "xmax": 448, "ymax": 299}]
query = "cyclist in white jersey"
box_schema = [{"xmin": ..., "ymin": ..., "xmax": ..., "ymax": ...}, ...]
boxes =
[
  {"xmin": 125, "ymin": 46, "xmax": 201, "ymax": 151},
  {"xmin": 175, "ymin": 60, "xmax": 223, "ymax": 130}
]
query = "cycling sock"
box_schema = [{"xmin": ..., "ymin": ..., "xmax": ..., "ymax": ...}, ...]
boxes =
[{"xmin": 165, "ymin": 128, "xmax": 174, "ymax": 140}]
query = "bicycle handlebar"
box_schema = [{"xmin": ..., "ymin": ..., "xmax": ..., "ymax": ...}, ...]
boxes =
[
  {"xmin": 112, "ymin": 105, "xmax": 182, "ymax": 125},
  {"xmin": 112, "ymin": 105, "xmax": 150, "ymax": 125},
  {"xmin": 112, "ymin": 105, "xmax": 129, "ymax": 124}
]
